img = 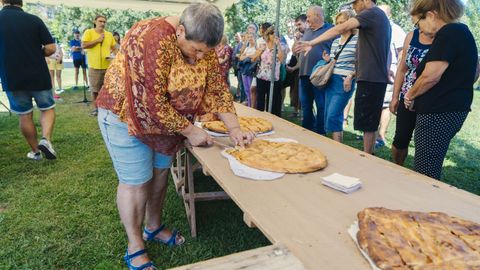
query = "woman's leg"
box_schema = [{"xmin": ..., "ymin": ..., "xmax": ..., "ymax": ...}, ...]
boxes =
[
  {"xmin": 49, "ymin": 70, "xmax": 55, "ymax": 90},
  {"xmin": 255, "ymin": 79, "xmax": 267, "ymax": 111},
  {"xmin": 56, "ymin": 69, "xmax": 62, "ymax": 90},
  {"xmin": 117, "ymin": 181, "xmax": 151, "ymax": 266},
  {"xmin": 325, "ymin": 75, "xmax": 353, "ymax": 142},
  {"xmin": 241, "ymin": 75, "xmax": 252, "ymax": 107},
  {"xmin": 414, "ymin": 112, "xmax": 468, "ymax": 179},
  {"xmin": 392, "ymin": 98, "xmax": 416, "ymax": 165},
  {"xmin": 251, "ymin": 79, "xmax": 257, "ymax": 109},
  {"xmin": 144, "ymin": 168, "xmax": 183, "ymax": 243},
  {"xmin": 98, "ymin": 109, "xmax": 156, "ymax": 268},
  {"xmin": 272, "ymin": 81, "xmax": 283, "ymax": 117}
]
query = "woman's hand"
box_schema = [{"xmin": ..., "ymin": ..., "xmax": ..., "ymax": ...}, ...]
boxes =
[
  {"xmin": 343, "ymin": 75, "xmax": 353, "ymax": 92},
  {"xmin": 322, "ymin": 50, "xmax": 331, "ymax": 62},
  {"xmin": 228, "ymin": 127, "xmax": 255, "ymax": 148},
  {"xmin": 390, "ymin": 97, "xmax": 399, "ymax": 115},
  {"xmin": 403, "ymin": 95, "xmax": 415, "ymax": 111},
  {"xmin": 182, "ymin": 124, "xmax": 213, "ymax": 146}
]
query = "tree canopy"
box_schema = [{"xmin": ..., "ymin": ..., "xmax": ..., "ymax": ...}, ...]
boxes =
[
  {"xmin": 225, "ymin": 0, "xmax": 480, "ymax": 47},
  {"xmin": 24, "ymin": 3, "xmax": 163, "ymax": 46}
]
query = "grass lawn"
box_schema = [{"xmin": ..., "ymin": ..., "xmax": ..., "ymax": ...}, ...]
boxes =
[{"xmin": 0, "ymin": 68, "xmax": 479, "ymax": 269}]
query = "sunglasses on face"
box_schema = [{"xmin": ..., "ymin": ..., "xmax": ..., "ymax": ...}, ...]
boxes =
[{"xmin": 414, "ymin": 14, "xmax": 426, "ymax": 29}]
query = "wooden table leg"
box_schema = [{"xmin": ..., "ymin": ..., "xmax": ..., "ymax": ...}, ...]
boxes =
[
  {"xmin": 186, "ymin": 151, "xmax": 197, "ymax": 238},
  {"xmin": 173, "ymin": 145, "xmax": 230, "ymax": 238}
]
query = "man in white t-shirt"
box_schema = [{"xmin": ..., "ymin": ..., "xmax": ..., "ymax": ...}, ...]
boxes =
[{"xmin": 376, "ymin": 4, "xmax": 406, "ymax": 147}]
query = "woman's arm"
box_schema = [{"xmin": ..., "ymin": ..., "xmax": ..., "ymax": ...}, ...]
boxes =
[
  {"xmin": 390, "ymin": 32, "xmax": 413, "ymax": 114},
  {"xmin": 276, "ymin": 42, "xmax": 285, "ymax": 63},
  {"xmin": 404, "ymin": 61, "xmax": 449, "ymax": 108}
]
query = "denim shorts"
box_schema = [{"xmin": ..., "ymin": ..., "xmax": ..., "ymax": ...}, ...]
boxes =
[
  {"xmin": 5, "ymin": 90, "xmax": 55, "ymax": 114},
  {"xmin": 98, "ymin": 108, "xmax": 173, "ymax": 185},
  {"xmin": 324, "ymin": 74, "xmax": 355, "ymax": 133}
]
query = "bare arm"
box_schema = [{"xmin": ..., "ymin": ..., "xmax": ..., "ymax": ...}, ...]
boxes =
[
  {"xmin": 393, "ymin": 33, "xmax": 413, "ymax": 99},
  {"xmin": 299, "ymin": 18, "xmax": 360, "ymax": 50},
  {"xmin": 82, "ymin": 33, "xmax": 104, "ymax": 49},
  {"xmin": 239, "ymin": 50, "xmax": 252, "ymax": 61},
  {"xmin": 276, "ymin": 44, "xmax": 285, "ymax": 63},
  {"xmin": 405, "ymin": 61, "xmax": 449, "ymax": 100},
  {"xmin": 82, "ymin": 40, "xmax": 100, "ymax": 49},
  {"xmin": 43, "ymin": 43, "xmax": 56, "ymax": 57}
]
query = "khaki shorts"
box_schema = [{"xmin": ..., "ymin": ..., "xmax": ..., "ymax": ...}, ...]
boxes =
[
  {"xmin": 88, "ymin": 68, "xmax": 107, "ymax": 93},
  {"xmin": 48, "ymin": 60, "xmax": 63, "ymax": 71}
]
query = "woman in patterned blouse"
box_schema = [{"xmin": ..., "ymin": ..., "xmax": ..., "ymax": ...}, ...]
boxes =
[{"xmin": 96, "ymin": 4, "xmax": 255, "ymax": 270}]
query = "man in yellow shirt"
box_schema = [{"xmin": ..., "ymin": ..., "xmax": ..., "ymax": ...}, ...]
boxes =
[{"xmin": 81, "ymin": 15, "xmax": 116, "ymax": 116}]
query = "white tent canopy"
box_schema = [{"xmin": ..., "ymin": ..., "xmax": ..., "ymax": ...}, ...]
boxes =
[{"xmin": 25, "ymin": 0, "xmax": 237, "ymax": 14}]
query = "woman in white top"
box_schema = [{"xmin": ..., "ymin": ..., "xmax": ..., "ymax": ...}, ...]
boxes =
[{"xmin": 239, "ymin": 32, "xmax": 257, "ymax": 107}]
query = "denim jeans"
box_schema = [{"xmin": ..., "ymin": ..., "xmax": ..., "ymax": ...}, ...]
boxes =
[
  {"xmin": 299, "ymin": 76, "xmax": 325, "ymax": 134},
  {"xmin": 324, "ymin": 74, "xmax": 355, "ymax": 133},
  {"xmin": 98, "ymin": 108, "xmax": 173, "ymax": 185}
]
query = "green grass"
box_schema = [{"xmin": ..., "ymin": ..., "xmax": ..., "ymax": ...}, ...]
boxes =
[{"xmin": 0, "ymin": 68, "xmax": 478, "ymax": 269}]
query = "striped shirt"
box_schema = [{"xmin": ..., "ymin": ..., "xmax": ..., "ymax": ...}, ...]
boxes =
[{"xmin": 329, "ymin": 35, "xmax": 358, "ymax": 76}]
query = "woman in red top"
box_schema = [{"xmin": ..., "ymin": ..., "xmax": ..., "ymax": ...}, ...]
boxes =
[
  {"xmin": 215, "ymin": 34, "xmax": 233, "ymax": 86},
  {"xmin": 96, "ymin": 4, "xmax": 254, "ymax": 269}
]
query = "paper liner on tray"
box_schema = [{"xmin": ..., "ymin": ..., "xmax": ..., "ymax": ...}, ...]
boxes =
[
  {"xmin": 348, "ymin": 221, "xmax": 381, "ymax": 270},
  {"xmin": 194, "ymin": 121, "xmax": 275, "ymax": 137},
  {"xmin": 220, "ymin": 138, "xmax": 298, "ymax": 181}
]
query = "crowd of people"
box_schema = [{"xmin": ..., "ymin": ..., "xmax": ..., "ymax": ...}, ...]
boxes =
[
  {"xmin": 0, "ymin": 0, "xmax": 478, "ymax": 269},
  {"xmin": 225, "ymin": 0, "xmax": 479, "ymax": 181}
]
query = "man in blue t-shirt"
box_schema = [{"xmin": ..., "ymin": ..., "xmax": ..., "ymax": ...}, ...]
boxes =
[
  {"xmin": 298, "ymin": 6, "xmax": 334, "ymax": 135},
  {"xmin": 70, "ymin": 30, "xmax": 88, "ymax": 90}
]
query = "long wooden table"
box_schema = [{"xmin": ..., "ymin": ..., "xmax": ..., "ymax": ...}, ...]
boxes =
[{"xmin": 172, "ymin": 103, "xmax": 480, "ymax": 270}]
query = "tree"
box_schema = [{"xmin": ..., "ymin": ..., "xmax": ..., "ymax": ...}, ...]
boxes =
[
  {"xmin": 464, "ymin": 0, "xmax": 480, "ymax": 46},
  {"xmin": 24, "ymin": 3, "xmax": 164, "ymax": 46},
  {"xmin": 225, "ymin": 0, "xmax": 416, "ymax": 39}
]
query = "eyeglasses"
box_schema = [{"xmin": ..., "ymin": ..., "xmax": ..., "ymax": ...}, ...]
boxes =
[{"xmin": 414, "ymin": 15, "xmax": 425, "ymax": 29}]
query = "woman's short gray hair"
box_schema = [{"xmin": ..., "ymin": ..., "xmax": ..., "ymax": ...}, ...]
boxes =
[{"xmin": 180, "ymin": 3, "xmax": 224, "ymax": 48}]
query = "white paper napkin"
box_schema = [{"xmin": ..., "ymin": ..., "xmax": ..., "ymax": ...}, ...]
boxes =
[
  {"xmin": 321, "ymin": 173, "xmax": 362, "ymax": 193},
  {"xmin": 194, "ymin": 121, "xmax": 275, "ymax": 137},
  {"xmin": 220, "ymin": 138, "xmax": 298, "ymax": 181}
]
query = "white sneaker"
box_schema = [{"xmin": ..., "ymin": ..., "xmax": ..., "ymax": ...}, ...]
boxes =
[
  {"xmin": 27, "ymin": 151, "xmax": 42, "ymax": 161},
  {"xmin": 55, "ymin": 88, "xmax": 65, "ymax": 94},
  {"xmin": 38, "ymin": 138, "xmax": 57, "ymax": 160}
]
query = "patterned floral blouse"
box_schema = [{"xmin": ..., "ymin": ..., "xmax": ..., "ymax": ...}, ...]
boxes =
[
  {"xmin": 96, "ymin": 18, "xmax": 235, "ymax": 155},
  {"xmin": 256, "ymin": 46, "xmax": 281, "ymax": 82},
  {"xmin": 401, "ymin": 29, "xmax": 430, "ymax": 97},
  {"xmin": 215, "ymin": 44, "xmax": 233, "ymax": 76}
]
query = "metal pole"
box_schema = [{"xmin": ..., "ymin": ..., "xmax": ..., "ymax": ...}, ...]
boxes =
[{"xmin": 268, "ymin": 0, "xmax": 281, "ymax": 113}]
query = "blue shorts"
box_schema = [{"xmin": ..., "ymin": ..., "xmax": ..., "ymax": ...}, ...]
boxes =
[
  {"xmin": 324, "ymin": 74, "xmax": 355, "ymax": 133},
  {"xmin": 98, "ymin": 108, "xmax": 173, "ymax": 185},
  {"xmin": 5, "ymin": 90, "xmax": 55, "ymax": 114}
]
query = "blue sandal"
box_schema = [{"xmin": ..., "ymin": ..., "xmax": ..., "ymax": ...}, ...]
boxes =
[
  {"xmin": 123, "ymin": 248, "xmax": 157, "ymax": 270},
  {"xmin": 143, "ymin": 224, "xmax": 185, "ymax": 247}
]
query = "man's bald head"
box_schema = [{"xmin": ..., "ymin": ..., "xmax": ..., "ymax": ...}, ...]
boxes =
[{"xmin": 306, "ymin": 6, "xmax": 325, "ymax": 30}]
